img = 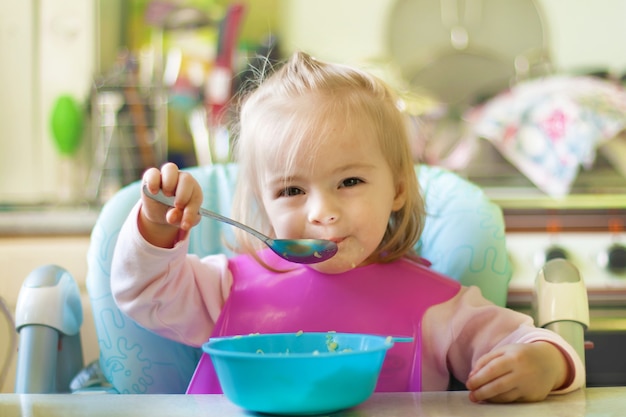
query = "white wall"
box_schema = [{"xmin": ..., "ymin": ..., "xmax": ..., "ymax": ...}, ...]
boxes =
[{"xmin": 537, "ymin": 0, "xmax": 626, "ymax": 73}]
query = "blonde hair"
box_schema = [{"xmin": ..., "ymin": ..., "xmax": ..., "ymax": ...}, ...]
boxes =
[{"xmin": 230, "ymin": 51, "xmax": 424, "ymax": 264}]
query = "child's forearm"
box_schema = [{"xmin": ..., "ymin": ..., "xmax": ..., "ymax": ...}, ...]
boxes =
[{"xmin": 111, "ymin": 203, "xmax": 232, "ymax": 346}]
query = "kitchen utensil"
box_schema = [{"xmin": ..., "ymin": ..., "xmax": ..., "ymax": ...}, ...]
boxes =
[
  {"xmin": 188, "ymin": 106, "xmax": 211, "ymax": 166},
  {"xmin": 203, "ymin": 332, "xmax": 400, "ymax": 415},
  {"xmin": 87, "ymin": 91, "xmax": 124, "ymax": 202},
  {"xmin": 142, "ymin": 184, "xmax": 338, "ymax": 264},
  {"xmin": 122, "ymin": 57, "xmax": 156, "ymax": 170},
  {"xmin": 206, "ymin": 3, "xmax": 245, "ymax": 127}
]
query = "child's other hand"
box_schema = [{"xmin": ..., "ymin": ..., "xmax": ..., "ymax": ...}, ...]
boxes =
[
  {"xmin": 465, "ymin": 341, "xmax": 568, "ymax": 403},
  {"xmin": 140, "ymin": 162, "xmax": 203, "ymax": 247}
]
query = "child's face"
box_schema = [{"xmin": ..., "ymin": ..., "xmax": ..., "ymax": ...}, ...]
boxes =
[{"xmin": 259, "ymin": 124, "xmax": 406, "ymax": 274}]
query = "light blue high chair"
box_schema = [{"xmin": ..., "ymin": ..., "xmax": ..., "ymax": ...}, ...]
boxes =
[{"xmin": 16, "ymin": 163, "xmax": 514, "ymax": 393}]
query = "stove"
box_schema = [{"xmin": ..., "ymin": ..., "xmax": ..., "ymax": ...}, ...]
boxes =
[
  {"xmin": 506, "ymin": 231, "xmax": 626, "ymax": 307},
  {"xmin": 467, "ymin": 145, "xmax": 626, "ymax": 306},
  {"xmin": 499, "ymin": 208, "xmax": 626, "ymax": 387}
]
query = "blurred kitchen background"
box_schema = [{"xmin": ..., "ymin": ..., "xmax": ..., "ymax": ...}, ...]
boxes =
[
  {"xmin": 1, "ymin": 0, "xmax": 625, "ymax": 209},
  {"xmin": 1, "ymin": 0, "xmax": 626, "ymax": 393}
]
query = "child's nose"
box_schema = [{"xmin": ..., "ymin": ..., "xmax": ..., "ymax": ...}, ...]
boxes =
[{"xmin": 307, "ymin": 193, "xmax": 339, "ymax": 225}]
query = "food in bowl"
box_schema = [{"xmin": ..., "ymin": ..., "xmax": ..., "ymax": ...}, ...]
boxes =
[{"xmin": 203, "ymin": 331, "xmax": 398, "ymax": 415}]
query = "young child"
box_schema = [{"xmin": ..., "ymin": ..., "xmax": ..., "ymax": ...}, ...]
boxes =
[{"xmin": 111, "ymin": 51, "xmax": 584, "ymax": 402}]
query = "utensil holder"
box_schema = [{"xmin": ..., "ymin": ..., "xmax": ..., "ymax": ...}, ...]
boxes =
[{"xmin": 87, "ymin": 58, "xmax": 168, "ymax": 203}]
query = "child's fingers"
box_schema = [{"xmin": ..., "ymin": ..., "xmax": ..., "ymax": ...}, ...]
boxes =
[
  {"xmin": 467, "ymin": 348, "xmax": 505, "ymax": 383},
  {"xmin": 160, "ymin": 162, "xmax": 181, "ymax": 195},
  {"xmin": 173, "ymin": 172, "xmax": 203, "ymax": 229},
  {"xmin": 142, "ymin": 167, "xmax": 164, "ymax": 194},
  {"xmin": 165, "ymin": 207, "xmax": 183, "ymax": 227}
]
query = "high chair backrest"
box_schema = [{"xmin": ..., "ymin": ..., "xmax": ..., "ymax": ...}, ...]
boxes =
[{"xmin": 86, "ymin": 163, "xmax": 511, "ymax": 393}]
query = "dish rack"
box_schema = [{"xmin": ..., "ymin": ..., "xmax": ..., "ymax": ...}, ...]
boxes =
[{"xmin": 87, "ymin": 59, "xmax": 168, "ymax": 203}]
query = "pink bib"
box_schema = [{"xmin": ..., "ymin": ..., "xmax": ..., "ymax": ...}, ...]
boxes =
[{"xmin": 187, "ymin": 252, "xmax": 460, "ymax": 393}]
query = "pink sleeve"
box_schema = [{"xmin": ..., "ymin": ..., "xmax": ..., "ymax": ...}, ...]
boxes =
[
  {"xmin": 111, "ymin": 202, "xmax": 233, "ymax": 347},
  {"xmin": 421, "ymin": 286, "xmax": 585, "ymax": 393}
]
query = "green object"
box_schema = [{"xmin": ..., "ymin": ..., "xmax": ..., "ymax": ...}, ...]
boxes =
[{"xmin": 50, "ymin": 95, "xmax": 84, "ymax": 156}]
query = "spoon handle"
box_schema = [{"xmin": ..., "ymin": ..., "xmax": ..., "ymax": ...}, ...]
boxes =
[
  {"xmin": 198, "ymin": 207, "xmax": 271, "ymax": 245},
  {"xmin": 142, "ymin": 185, "xmax": 272, "ymax": 245}
]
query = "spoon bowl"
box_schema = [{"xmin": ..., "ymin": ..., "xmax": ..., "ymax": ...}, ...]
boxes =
[{"xmin": 142, "ymin": 185, "xmax": 338, "ymax": 264}]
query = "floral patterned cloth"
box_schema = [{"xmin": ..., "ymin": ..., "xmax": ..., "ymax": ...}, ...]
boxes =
[{"xmin": 468, "ymin": 76, "xmax": 626, "ymax": 197}]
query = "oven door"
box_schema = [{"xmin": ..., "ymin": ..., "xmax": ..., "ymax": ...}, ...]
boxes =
[{"xmin": 585, "ymin": 313, "xmax": 626, "ymax": 386}]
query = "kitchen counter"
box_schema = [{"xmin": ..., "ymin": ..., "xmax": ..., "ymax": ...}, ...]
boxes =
[
  {"xmin": 0, "ymin": 207, "xmax": 99, "ymax": 236},
  {"xmin": 0, "ymin": 387, "xmax": 623, "ymax": 417}
]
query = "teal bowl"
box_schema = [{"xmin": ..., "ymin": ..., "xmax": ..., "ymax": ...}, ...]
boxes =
[{"xmin": 203, "ymin": 332, "xmax": 396, "ymax": 415}]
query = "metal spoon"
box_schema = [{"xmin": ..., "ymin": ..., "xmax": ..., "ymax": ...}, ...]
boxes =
[{"xmin": 142, "ymin": 184, "xmax": 338, "ymax": 264}]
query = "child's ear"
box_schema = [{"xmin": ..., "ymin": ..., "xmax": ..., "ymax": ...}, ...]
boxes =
[{"xmin": 391, "ymin": 178, "xmax": 407, "ymax": 211}]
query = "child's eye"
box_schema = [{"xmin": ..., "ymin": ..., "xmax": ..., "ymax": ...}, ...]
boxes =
[
  {"xmin": 278, "ymin": 186, "xmax": 304, "ymax": 197},
  {"xmin": 340, "ymin": 177, "xmax": 364, "ymax": 188}
]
